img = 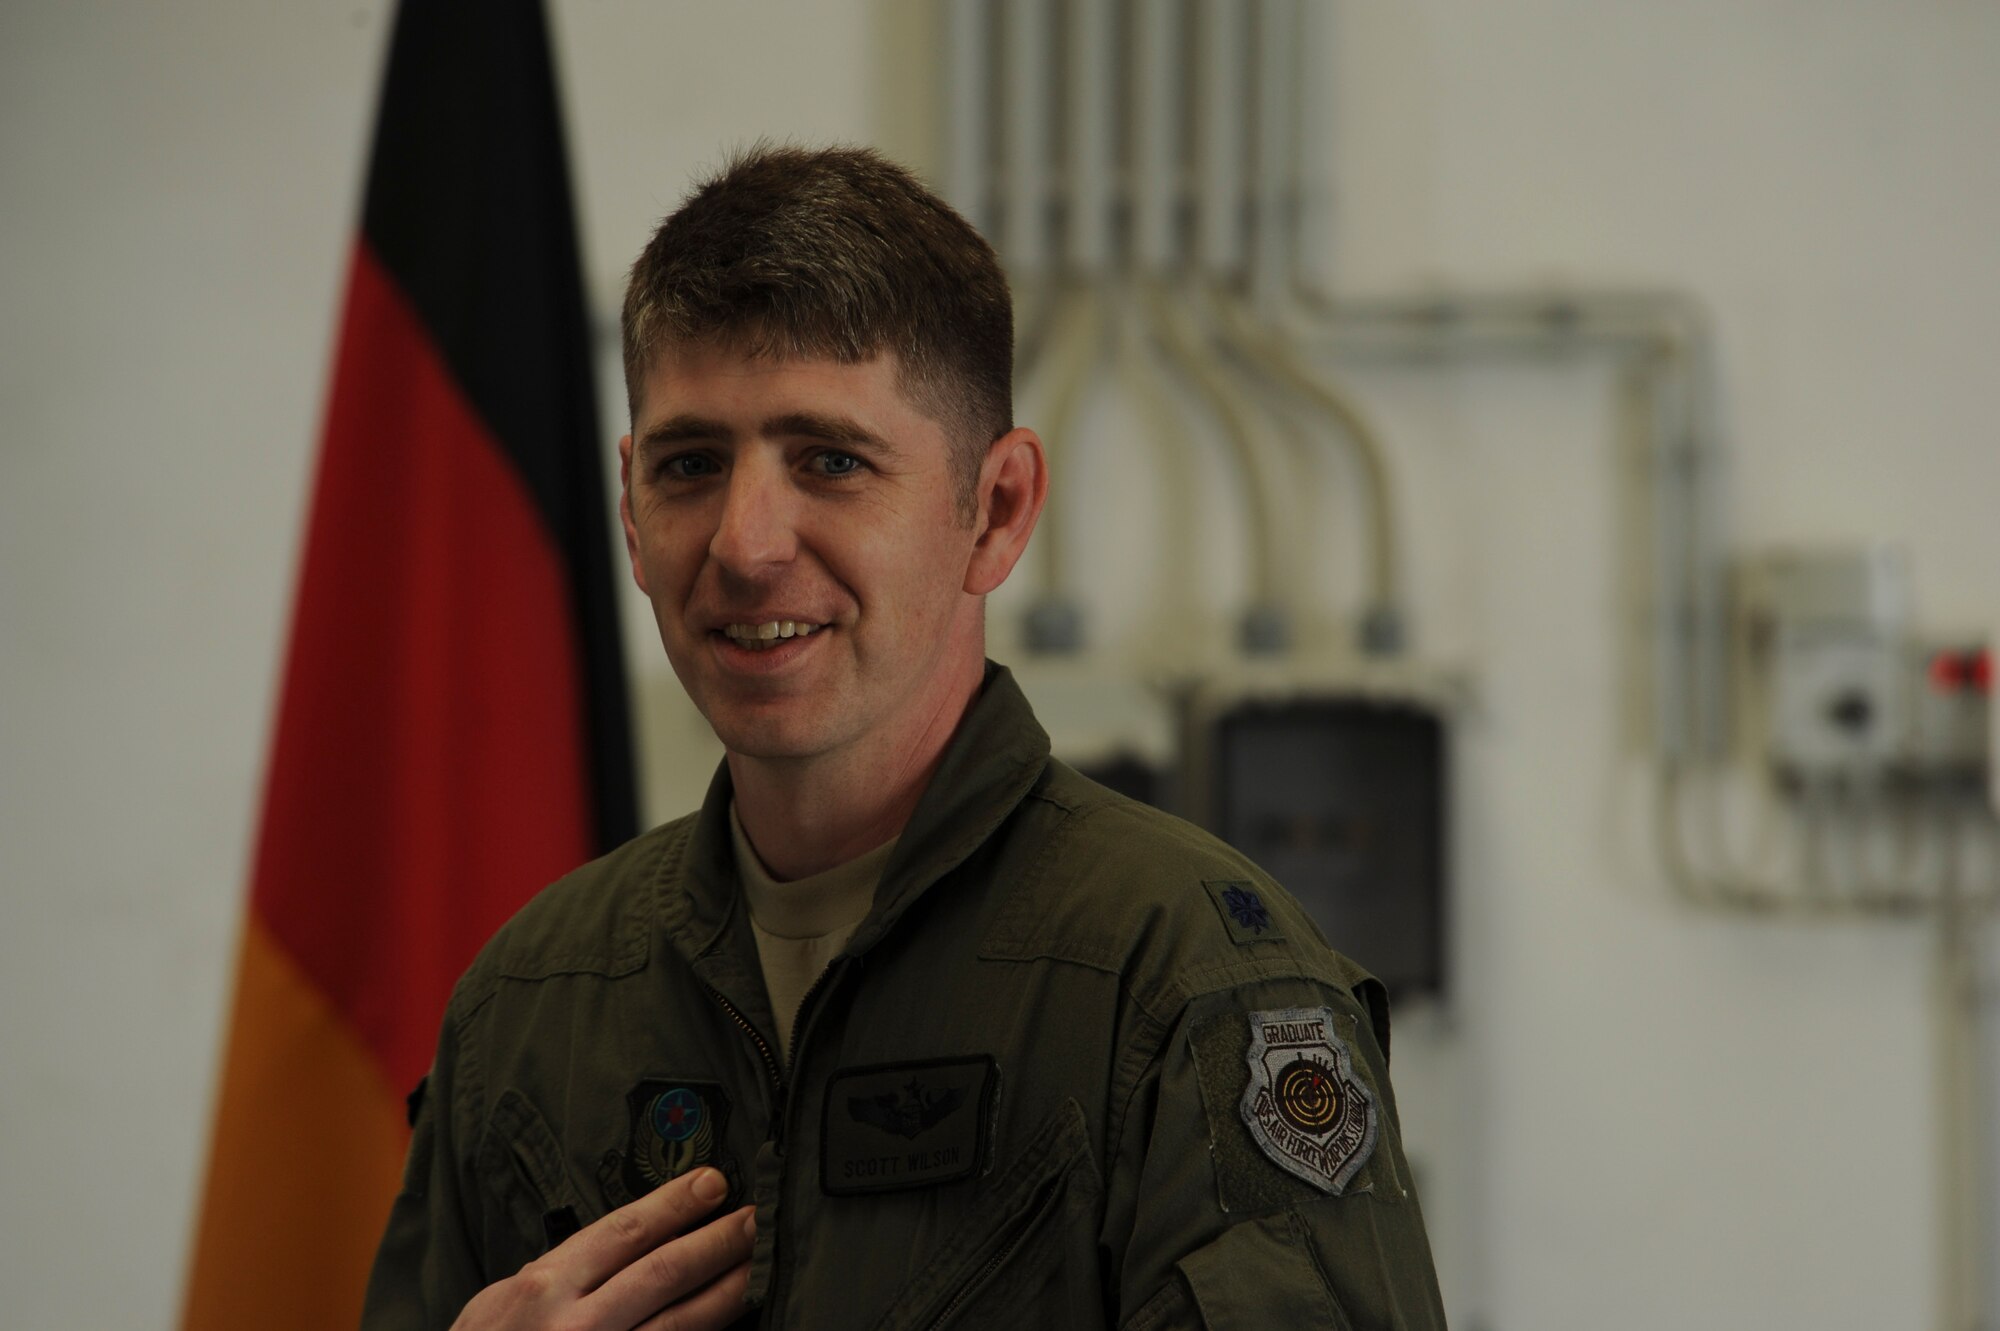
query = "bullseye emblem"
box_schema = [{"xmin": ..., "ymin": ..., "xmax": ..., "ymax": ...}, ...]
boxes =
[
  {"xmin": 1240, "ymin": 1006, "xmax": 1377, "ymax": 1194},
  {"xmin": 1273, "ymin": 1058, "xmax": 1343, "ymax": 1134}
]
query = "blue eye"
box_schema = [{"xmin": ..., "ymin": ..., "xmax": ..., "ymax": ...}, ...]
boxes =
[
  {"xmin": 815, "ymin": 451, "xmax": 864, "ymax": 476},
  {"xmin": 660, "ymin": 453, "xmax": 719, "ymax": 480}
]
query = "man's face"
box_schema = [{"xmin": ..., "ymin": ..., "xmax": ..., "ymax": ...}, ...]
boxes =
[{"xmin": 620, "ymin": 345, "xmax": 987, "ymax": 765}]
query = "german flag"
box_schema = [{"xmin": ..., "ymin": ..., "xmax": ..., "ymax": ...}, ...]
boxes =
[{"xmin": 181, "ymin": 2, "xmax": 635, "ymax": 1325}]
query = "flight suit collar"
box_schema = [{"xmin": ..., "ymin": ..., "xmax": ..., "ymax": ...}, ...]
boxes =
[
  {"xmin": 851, "ymin": 660, "xmax": 1051, "ymax": 955},
  {"xmin": 664, "ymin": 661, "xmax": 1051, "ymax": 971}
]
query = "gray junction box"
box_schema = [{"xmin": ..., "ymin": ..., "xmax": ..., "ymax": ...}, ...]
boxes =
[{"xmin": 1207, "ymin": 699, "xmax": 1448, "ymax": 1000}]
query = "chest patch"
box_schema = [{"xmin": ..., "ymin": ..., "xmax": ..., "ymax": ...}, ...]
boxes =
[
  {"xmin": 1240, "ymin": 1007, "xmax": 1377, "ymax": 1194},
  {"xmin": 620, "ymin": 1079, "xmax": 735, "ymax": 1203},
  {"xmin": 821, "ymin": 1056, "xmax": 997, "ymax": 1196}
]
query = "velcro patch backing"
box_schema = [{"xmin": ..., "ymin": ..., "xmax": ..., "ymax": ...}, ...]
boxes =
[
  {"xmin": 1189, "ymin": 1009, "xmax": 1392, "ymax": 1214},
  {"xmin": 1239, "ymin": 1007, "xmax": 1376, "ymax": 1194}
]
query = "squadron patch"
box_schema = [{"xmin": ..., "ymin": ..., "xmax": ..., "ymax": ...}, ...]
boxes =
[
  {"xmin": 619, "ymin": 1080, "xmax": 734, "ymax": 1203},
  {"xmin": 1239, "ymin": 1006, "xmax": 1377, "ymax": 1194}
]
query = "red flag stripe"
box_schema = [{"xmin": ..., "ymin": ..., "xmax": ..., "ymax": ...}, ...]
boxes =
[{"xmin": 250, "ymin": 240, "xmax": 592, "ymax": 1094}]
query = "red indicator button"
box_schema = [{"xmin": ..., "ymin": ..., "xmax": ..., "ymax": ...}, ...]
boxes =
[{"xmin": 1929, "ymin": 648, "xmax": 1992, "ymax": 694}]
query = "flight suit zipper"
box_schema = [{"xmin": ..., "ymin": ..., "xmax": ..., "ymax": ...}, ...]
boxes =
[
  {"xmin": 703, "ymin": 960, "xmax": 846, "ymax": 1149},
  {"xmin": 752, "ymin": 956, "xmax": 851, "ymax": 1324},
  {"xmin": 775, "ymin": 959, "xmax": 843, "ymax": 1144},
  {"xmin": 706, "ymin": 984, "xmax": 783, "ymax": 1103}
]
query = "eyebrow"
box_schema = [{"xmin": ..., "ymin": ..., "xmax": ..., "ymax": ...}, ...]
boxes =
[
  {"xmin": 763, "ymin": 411, "xmax": 899, "ymax": 458},
  {"xmin": 637, "ymin": 411, "xmax": 906, "ymax": 462},
  {"xmin": 637, "ymin": 414, "xmax": 732, "ymax": 452}
]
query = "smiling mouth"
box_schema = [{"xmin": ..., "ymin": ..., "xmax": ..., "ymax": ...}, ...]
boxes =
[{"xmin": 718, "ymin": 620, "xmax": 825, "ymax": 652}]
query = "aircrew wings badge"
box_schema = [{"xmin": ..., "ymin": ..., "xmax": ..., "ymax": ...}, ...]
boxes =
[{"xmin": 1240, "ymin": 1006, "xmax": 1377, "ymax": 1194}]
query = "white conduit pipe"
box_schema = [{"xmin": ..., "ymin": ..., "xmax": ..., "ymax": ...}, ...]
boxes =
[
  {"xmin": 1001, "ymin": 0, "xmax": 1054, "ymax": 274},
  {"xmin": 1066, "ymin": 0, "xmax": 1116, "ymax": 274},
  {"xmin": 1936, "ymin": 897, "xmax": 1984, "ymax": 1331},
  {"xmin": 1011, "ymin": 273, "xmax": 1069, "ymax": 401},
  {"xmin": 1131, "ymin": 0, "xmax": 1187, "ymax": 273},
  {"xmin": 1030, "ymin": 284, "xmax": 1106, "ymax": 603},
  {"xmin": 1285, "ymin": 288, "xmax": 1720, "ymax": 756},
  {"xmin": 1655, "ymin": 757, "xmax": 2000, "ymax": 918},
  {"xmin": 1195, "ymin": 0, "xmax": 1249, "ymax": 279},
  {"xmin": 1142, "ymin": 279, "xmax": 1282, "ymax": 623},
  {"xmin": 942, "ymin": 0, "xmax": 993, "ymax": 237},
  {"xmin": 1207, "ymin": 283, "xmax": 1402, "ymax": 648},
  {"xmin": 1247, "ymin": 0, "xmax": 1299, "ymax": 318},
  {"xmin": 1115, "ymin": 287, "xmax": 1207, "ymax": 649}
]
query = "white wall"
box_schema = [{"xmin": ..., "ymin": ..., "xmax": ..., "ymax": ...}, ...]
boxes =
[{"xmin": 3, "ymin": 3, "xmax": 1996, "ymax": 1328}]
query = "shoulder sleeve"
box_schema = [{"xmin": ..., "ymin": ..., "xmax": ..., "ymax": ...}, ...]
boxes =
[
  {"xmin": 1106, "ymin": 973, "xmax": 1447, "ymax": 1331},
  {"xmin": 361, "ymin": 1002, "xmax": 484, "ymax": 1330}
]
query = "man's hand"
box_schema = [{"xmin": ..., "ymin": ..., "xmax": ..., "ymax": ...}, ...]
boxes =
[{"xmin": 450, "ymin": 1167, "xmax": 755, "ymax": 1330}]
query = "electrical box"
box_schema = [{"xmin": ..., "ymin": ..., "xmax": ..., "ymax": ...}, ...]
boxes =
[
  {"xmin": 1741, "ymin": 548, "xmax": 1913, "ymax": 783},
  {"xmin": 1200, "ymin": 697, "xmax": 1447, "ymax": 999}
]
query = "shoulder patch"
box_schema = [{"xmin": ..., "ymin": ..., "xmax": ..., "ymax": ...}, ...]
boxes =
[
  {"xmin": 1239, "ymin": 1006, "xmax": 1377, "ymax": 1194},
  {"xmin": 1203, "ymin": 879, "xmax": 1283, "ymax": 945}
]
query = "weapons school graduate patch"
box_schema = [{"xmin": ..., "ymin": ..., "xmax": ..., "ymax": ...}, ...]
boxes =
[
  {"xmin": 1239, "ymin": 1007, "xmax": 1377, "ymax": 1195},
  {"xmin": 821, "ymin": 1056, "xmax": 996, "ymax": 1195},
  {"xmin": 620, "ymin": 1080, "xmax": 734, "ymax": 1203}
]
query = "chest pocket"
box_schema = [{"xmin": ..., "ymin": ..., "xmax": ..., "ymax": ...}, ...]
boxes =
[
  {"xmin": 872, "ymin": 1098, "xmax": 1105, "ymax": 1331},
  {"xmin": 475, "ymin": 1088, "xmax": 594, "ymax": 1281}
]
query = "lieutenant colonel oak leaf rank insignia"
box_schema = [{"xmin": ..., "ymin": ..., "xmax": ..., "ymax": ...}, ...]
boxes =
[
  {"xmin": 1203, "ymin": 879, "xmax": 1282, "ymax": 946},
  {"xmin": 1239, "ymin": 1006, "xmax": 1377, "ymax": 1194}
]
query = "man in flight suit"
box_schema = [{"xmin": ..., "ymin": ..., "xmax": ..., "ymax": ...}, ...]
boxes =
[{"xmin": 364, "ymin": 145, "xmax": 1447, "ymax": 1330}]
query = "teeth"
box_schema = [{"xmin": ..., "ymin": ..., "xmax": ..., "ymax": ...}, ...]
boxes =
[{"xmin": 722, "ymin": 620, "xmax": 823, "ymax": 649}]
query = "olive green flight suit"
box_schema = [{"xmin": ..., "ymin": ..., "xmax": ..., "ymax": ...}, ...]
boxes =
[{"xmin": 364, "ymin": 665, "xmax": 1447, "ymax": 1328}]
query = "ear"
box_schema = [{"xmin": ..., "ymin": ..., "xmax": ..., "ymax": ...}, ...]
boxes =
[
  {"xmin": 617, "ymin": 433, "xmax": 651, "ymax": 595},
  {"xmin": 964, "ymin": 427, "xmax": 1049, "ymax": 596}
]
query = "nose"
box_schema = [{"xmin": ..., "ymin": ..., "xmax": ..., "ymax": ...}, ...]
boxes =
[{"xmin": 707, "ymin": 452, "xmax": 797, "ymax": 576}]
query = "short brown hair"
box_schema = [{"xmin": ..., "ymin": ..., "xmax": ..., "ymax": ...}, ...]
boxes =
[{"xmin": 621, "ymin": 144, "xmax": 1013, "ymax": 514}]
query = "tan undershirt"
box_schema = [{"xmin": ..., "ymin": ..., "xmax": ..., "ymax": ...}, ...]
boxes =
[{"xmin": 729, "ymin": 802, "xmax": 893, "ymax": 1066}]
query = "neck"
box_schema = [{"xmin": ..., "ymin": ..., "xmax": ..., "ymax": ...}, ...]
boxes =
[{"xmin": 727, "ymin": 647, "xmax": 985, "ymax": 881}]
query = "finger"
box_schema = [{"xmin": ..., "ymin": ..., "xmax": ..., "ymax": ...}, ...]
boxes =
[
  {"xmin": 588, "ymin": 1204, "xmax": 756, "ymax": 1330},
  {"xmin": 630, "ymin": 1260, "xmax": 752, "ymax": 1331},
  {"xmin": 551, "ymin": 1167, "xmax": 735, "ymax": 1292}
]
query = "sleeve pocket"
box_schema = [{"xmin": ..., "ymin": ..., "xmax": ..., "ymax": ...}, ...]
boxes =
[
  {"xmin": 475, "ymin": 1089, "xmax": 590, "ymax": 1278},
  {"xmin": 1176, "ymin": 1211, "xmax": 1353, "ymax": 1331}
]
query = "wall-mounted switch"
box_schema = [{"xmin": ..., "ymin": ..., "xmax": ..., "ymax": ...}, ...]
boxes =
[{"xmin": 1740, "ymin": 547, "xmax": 1912, "ymax": 784}]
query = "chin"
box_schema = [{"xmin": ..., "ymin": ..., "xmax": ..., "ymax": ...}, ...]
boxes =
[{"xmin": 707, "ymin": 714, "xmax": 832, "ymax": 763}]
